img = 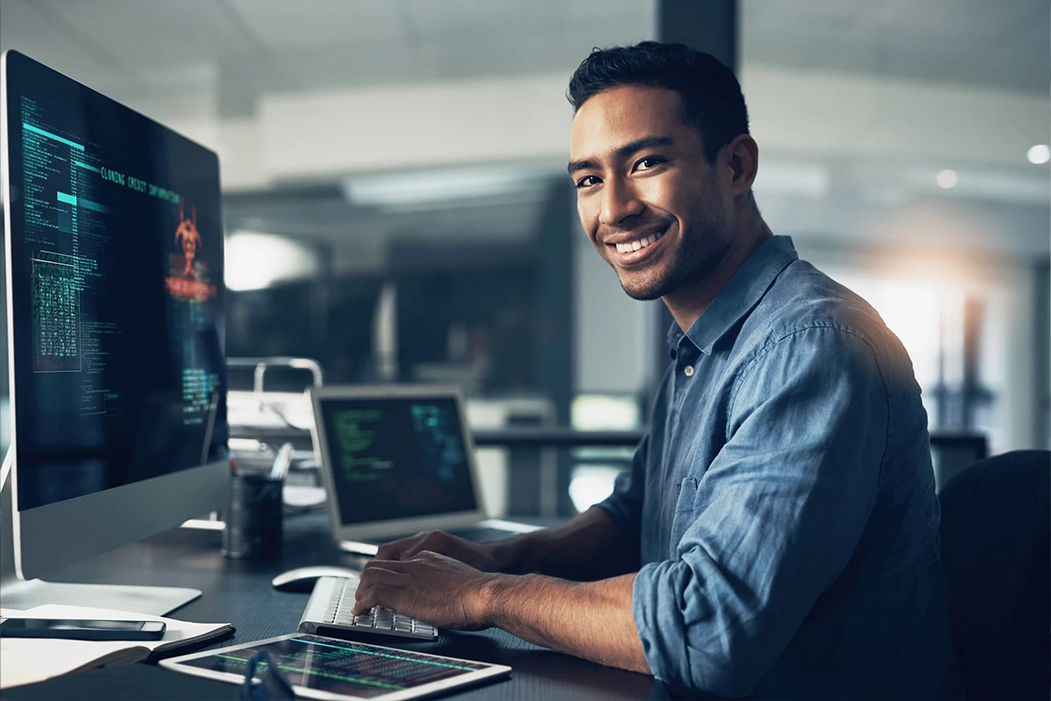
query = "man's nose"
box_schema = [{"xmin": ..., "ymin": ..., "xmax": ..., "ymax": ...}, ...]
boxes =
[{"xmin": 599, "ymin": 178, "xmax": 643, "ymax": 227}]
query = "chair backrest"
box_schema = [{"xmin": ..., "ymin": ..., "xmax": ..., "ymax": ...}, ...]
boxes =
[{"xmin": 938, "ymin": 450, "xmax": 1050, "ymax": 701}]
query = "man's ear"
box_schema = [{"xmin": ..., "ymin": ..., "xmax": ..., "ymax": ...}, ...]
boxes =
[{"xmin": 724, "ymin": 134, "xmax": 759, "ymax": 197}]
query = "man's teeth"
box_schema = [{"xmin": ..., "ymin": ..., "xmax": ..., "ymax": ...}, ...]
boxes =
[{"xmin": 615, "ymin": 230, "xmax": 664, "ymax": 254}]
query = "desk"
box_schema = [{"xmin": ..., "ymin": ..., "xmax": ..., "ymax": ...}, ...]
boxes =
[{"xmin": 5, "ymin": 512, "xmax": 664, "ymax": 700}]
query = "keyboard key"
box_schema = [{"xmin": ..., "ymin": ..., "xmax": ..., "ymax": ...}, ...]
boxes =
[{"xmin": 302, "ymin": 576, "xmax": 438, "ymax": 639}]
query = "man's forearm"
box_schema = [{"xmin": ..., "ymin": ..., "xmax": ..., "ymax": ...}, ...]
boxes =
[
  {"xmin": 482, "ymin": 571, "xmax": 650, "ymax": 675},
  {"xmin": 493, "ymin": 507, "xmax": 639, "ymax": 580}
]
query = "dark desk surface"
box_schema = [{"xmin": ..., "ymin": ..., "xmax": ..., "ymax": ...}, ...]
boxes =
[{"xmin": 5, "ymin": 512, "xmax": 663, "ymax": 700}]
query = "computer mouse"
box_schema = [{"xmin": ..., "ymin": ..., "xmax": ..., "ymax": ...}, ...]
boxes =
[{"xmin": 271, "ymin": 566, "xmax": 360, "ymax": 592}]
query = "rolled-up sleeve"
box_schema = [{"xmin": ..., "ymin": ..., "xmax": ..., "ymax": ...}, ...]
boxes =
[
  {"xmin": 596, "ymin": 432, "xmax": 649, "ymax": 544},
  {"xmin": 633, "ymin": 327, "xmax": 889, "ymax": 696}
]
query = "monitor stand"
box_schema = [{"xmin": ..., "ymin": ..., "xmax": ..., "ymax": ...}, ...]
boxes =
[{"xmin": 0, "ymin": 457, "xmax": 201, "ymax": 616}]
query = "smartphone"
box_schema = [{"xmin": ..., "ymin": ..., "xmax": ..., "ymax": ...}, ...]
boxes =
[{"xmin": 0, "ymin": 617, "xmax": 166, "ymax": 640}]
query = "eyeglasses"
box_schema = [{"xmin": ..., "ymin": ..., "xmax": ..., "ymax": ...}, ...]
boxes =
[{"xmin": 240, "ymin": 649, "xmax": 296, "ymax": 701}]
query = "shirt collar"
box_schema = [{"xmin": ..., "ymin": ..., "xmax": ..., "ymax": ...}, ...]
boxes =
[{"xmin": 667, "ymin": 235, "xmax": 798, "ymax": 356}]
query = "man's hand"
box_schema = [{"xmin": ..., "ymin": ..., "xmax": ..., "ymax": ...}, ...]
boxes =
[
  {"xmin": 352, "ymin": 512, "xmax": 648, "ymax": 675},
  {"xmin": 354, "ymin": 550, "xmax": 650, "ymax": 675},
  {"xmin": 374, "ymin": 530, "xmax": 509, "ymax": 572},
  {"xmin": 351, "ymin": 551, "xmax": 498, "ymax": 630},
  {"xmin": 371, "ymin": 508, "xmax": 638, "ymax": 582}
]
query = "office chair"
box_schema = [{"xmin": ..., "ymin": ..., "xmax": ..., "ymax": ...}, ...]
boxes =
[{"xmin": 938, "ymin": 450, "xmax": 1050, "ymax": 701}]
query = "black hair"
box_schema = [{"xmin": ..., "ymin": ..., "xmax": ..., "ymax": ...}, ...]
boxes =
[{"xmin": 567, "ymin": 41, "xmax": 750, "ymax": 165}]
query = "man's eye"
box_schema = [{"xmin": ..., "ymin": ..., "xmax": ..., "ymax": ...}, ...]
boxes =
[
  {"xmin": 636, "ymin": 157, "xmax": 664, "ymax": 171},
  {"xmin": 576, "ymin": 175, "xmax": 600, "ymax": 189}
]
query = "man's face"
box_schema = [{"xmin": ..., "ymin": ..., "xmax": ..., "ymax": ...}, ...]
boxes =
[{"xmin": 569, "ymin": 85, "xmax": 732, "ymax": 300}]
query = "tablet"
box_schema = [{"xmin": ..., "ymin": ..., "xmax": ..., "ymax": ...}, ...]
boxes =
[{"xmin": 160, "ymin": 633, "xmax": 511, "ymax": 700}]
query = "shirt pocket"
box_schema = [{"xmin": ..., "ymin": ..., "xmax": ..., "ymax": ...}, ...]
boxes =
[{"xmin": 675, "ymin": 476, "xmax": 699, "ymax": 511}]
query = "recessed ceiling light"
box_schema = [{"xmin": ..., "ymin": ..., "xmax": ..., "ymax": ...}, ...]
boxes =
[
  {"xmin": 1026, "ymin": 144, "xmax": 1050, "ymax": 165},
  {"xmin": 936, "ymin": 169, "xmax": 958, "ymax": 189},
  {"xmin": 224, "ymin": 231, "xmax": 318, "ymax": 291}
]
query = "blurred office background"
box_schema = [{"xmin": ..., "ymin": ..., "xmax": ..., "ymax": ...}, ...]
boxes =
[{"xmin": 1, "ymin": 0, "xmax": 1048, "ymax": 517}]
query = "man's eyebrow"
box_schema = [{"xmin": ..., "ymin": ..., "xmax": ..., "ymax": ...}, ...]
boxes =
[{"xmin": 567, "ymin": 135, "xmax": 676, "ymax": 175}]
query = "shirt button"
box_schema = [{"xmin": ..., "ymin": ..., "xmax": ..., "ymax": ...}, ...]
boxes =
[{"xmin": 683, "ymin": 365, "xmax": 694, "ymax": 377}]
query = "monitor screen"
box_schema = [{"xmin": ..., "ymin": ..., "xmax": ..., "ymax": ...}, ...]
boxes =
[
  {"xmin": 3, "ymin": 51, "xmax": 227, "ymax": 511},
  {"xmin": 318, "ymin": 396, "xmax": 477, "ymax": 524}
]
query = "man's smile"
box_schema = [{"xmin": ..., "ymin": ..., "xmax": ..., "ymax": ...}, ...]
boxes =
[{"xmin": 605, "ymin": 222, "xmax": 673, "ymax": 266}]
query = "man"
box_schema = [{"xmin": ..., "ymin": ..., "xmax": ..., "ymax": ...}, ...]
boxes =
[{"xmin": 353, "ymin": 42, "xmax": 952, "ymax": 699}]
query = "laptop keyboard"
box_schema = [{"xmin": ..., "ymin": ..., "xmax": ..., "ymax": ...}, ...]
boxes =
[
  {"xmin": 298, "ymin": 576, "xmax": 438, "ymax": 641},
  {"xmin": 381, "ymin": 526, "xmax": 517, "ymax": 545},
  {"xmin": 442, "ymin": 526, "xmax": 516, "ymax": 542}
]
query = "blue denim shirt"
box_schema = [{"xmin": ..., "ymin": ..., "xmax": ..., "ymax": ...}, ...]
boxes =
[{"xmin": 598, "ymin": 236, "xmax": 951, "ymax": 699}]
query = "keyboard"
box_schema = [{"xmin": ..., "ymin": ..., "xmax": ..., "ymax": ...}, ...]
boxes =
[{"xmin": 298, "ymin": 575, "xmax": 438, "ymax": 641}]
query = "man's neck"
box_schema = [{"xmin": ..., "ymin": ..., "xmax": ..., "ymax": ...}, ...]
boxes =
[{"xmin": 662, "ymin": 217, "xmax": 774, "ymax": 333}]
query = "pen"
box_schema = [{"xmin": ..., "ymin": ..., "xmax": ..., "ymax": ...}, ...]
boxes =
[{"xmin": 269, "ymin": 443, "xmax": 294, "ymax": 481}]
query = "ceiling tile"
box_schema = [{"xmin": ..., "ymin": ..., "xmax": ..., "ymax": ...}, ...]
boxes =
[
  {"xmin": 742, "ymin": 0, "xmax": 1049, "ymax": 93},
  {"xmin": 0, "ymin": 0, "xmax": 127, "ymax": 90},
  {"xmin": 226, "ymin": 0, "xmax": 406, "ymax": 52},
  {"xmin": 35, "ymin": 0, "xmax": 255, "ymax": 68}
]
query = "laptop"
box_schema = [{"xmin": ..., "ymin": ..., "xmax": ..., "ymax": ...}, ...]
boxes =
[{"xmin": 309, "ymin": 384, "xmax": 538, "ymax": 555}]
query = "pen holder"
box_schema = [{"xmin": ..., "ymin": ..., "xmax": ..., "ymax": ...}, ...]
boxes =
[{"xmin": 222, "ymin": 471, "xmax": 283, "ymax": 560}]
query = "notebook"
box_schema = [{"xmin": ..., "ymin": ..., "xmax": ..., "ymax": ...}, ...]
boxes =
[{"xmin": 0, "ymin": 604, "xmax": 234, "ymax": 689}]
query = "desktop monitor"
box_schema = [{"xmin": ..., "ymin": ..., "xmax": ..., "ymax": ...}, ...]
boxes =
[{"xmin": 0, "ymin": 50, "xmax": 229, "ymax": 613}]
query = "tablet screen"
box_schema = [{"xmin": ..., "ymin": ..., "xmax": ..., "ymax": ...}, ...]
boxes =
[{"xmin": 174, "ymin": 634, "xmax": 501, "ymax": 699}]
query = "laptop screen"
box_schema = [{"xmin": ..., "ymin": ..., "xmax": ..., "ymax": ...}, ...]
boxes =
[{"xmin": 317, "ymin": 395, "xmax": 478, "ymax": 525}]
